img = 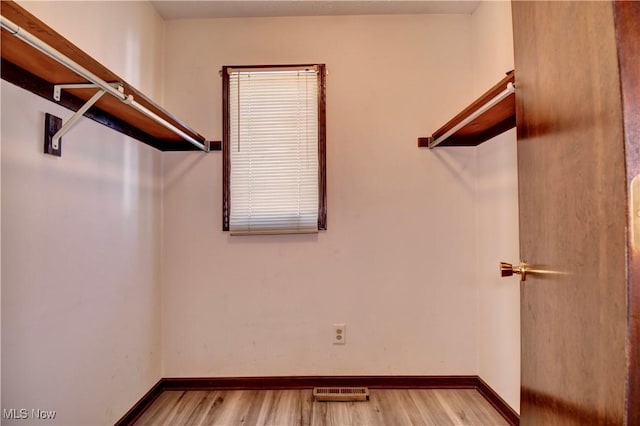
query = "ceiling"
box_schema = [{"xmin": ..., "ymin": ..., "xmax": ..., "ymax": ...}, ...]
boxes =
[{"xmin": 150, "ymin": 1, "xmax": 480, "ymax": 20}]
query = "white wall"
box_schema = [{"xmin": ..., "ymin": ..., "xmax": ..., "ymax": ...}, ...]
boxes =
[
  {"xmin": 471, "ymin": 1, "xmax": 521, "ymax": 412},
  {"xmin": 161, "ymin": 15, "xmax": 480, "ymax": 377},
  {"xmin": 1, "ymin": 2, "xmax": 166, "ymax": 424}
]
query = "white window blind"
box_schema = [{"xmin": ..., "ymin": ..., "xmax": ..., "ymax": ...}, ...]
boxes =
[{"xmin": 228, "ymin": 67, "xmax": 319, "ymax": 235}]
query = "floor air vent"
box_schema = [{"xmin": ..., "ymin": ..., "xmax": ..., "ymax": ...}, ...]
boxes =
[{"xmin": 312, "ymin": 387, "xmax": 370, "ymax": 401}]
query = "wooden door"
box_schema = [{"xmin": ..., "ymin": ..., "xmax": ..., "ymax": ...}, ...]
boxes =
[{"xmin": 512, "ymin": 1, "xmax": 639, "ymax": 424}]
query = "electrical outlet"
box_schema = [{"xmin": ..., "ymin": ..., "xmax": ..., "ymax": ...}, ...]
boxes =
[{"xmin": 333, "ymin": 324, "xmax": 346, "ymax": 345}]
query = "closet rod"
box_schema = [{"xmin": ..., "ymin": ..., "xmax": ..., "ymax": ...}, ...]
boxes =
[
  {"xmin": 0, "ymin": 15, "xmax": 209, "ymax": 152},
  {"xmin": 429, "ymin": 82, "xmax": 515, "ymax": 148}
]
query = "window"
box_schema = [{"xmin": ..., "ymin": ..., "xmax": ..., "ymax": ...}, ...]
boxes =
[{"xmin": 222, "ymin": 64, "xmax": 327, "ymax": 234}]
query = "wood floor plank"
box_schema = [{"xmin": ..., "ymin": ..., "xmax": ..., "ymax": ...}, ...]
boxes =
[
  {"xmin": 133, "ymin": 388, "xmax": 509, "ymax": 426},
  {"xmin": 181, "ymin": 391, "xmax": 220, "ymax": 425},
  {"xmin": 199, "ymin": 391, "xmax": 234, "ymax": 425},
  {"xmin": 457, "ymin": 389, "xmax": 508, "ymax": 425},
  {"xmin": 324, "ymin": 400, "xmax": 361, "ymax": 426},
  {"xmin": 407, "ymin": 389, "xmax": 455, "ymax": 425},
  {"xmin": 434, "ymin": 389, "xmax": 508, "ymax": 426},
  {"xmin": 308, "ymin": 395, "xmax": 328, "ymax": 425},
  {"xmin": 394, "ymin": 390, "xmax": 436, "ymax": 425},
  {"xmin": 135, "ymin": 391, "xmax": 185, "ymax": 425},
  {"xmin": 375, "ymin": 389, "xmax": 414, "ymax": 425},
  {"xmin": 167, "ymin": 390, "xmax": 206, "ymax": 425},
  {"xmin": 214, "ymin": 390, "xmax": 257, "ymax": 425},
  {"xmin": 297, "ymin": 389, "xmax": 312, "ymax": 426},
  {"xmin": 348, "ymin": 399, "xmax": 384, "ymax": 426},
  {"xmin": 239, "ymin": 390, "xmax": 268, "ymax": 425},
  {"xmin": 268, "ymin": 390, "xmax": 303, "ymax": 425},
  {"xmin": 133, "ymin": 391, "xmax": 177, "ymax": 425}
]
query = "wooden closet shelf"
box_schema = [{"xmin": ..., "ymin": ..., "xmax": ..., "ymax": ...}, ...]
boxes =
[
  {"xmin": 0, "ymin": 0, "xmax": 209, "ymax": 152},
  {"xmin": 419, "ymin": 71, "xmax": 515, "ymax": 148}
]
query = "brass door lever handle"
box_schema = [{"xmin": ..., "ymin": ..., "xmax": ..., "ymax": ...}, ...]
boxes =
[{"xmin": 500, "ymin": 261, "xmax": 529, "ymax": 281}]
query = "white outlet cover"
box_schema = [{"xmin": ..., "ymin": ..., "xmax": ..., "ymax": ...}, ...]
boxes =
[{"xmin": 333, "ymin": 323, "xmax": 346, "ymax": 345}]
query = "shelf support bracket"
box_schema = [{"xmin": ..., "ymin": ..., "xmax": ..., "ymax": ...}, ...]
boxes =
[
  {"xmin": 49, "ymin": 89, "xmax": 107, "ymax": 152},
  {"xmin": 53, "ymin": 82, "xmax": 122, "ymax": 101}
]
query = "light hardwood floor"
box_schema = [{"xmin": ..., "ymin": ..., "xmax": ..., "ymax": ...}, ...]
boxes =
[{"xmin": 133, "ymin": 389, "xmax": 509, "ymax": 425}]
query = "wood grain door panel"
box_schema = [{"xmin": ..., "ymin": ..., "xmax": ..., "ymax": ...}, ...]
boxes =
[{"xmin": 512, "ymin": 1, "xmax": 630, "ymax": 424}]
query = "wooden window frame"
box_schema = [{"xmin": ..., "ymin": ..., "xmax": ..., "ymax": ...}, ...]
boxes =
[{"xmin": 222, "ymin": 64, "xmax": 327, "ymax": 232}]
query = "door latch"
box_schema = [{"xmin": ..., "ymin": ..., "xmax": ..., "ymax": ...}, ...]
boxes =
[{"xmin": 500, "ymin": 261, "xmax": 529, "ymax": 282}]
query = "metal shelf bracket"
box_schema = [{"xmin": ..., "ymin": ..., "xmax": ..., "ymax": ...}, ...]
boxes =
[
  {"xmin": 50, "ymin": 89, "xmax": 106, "ymax": 152},
  {"xmin": 53, "ymin": 82, "xmax": 121, "ymax": 101},
  {"xmin": 49, "ymin": 82, "xmax": 124, "ymax": 152}
]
